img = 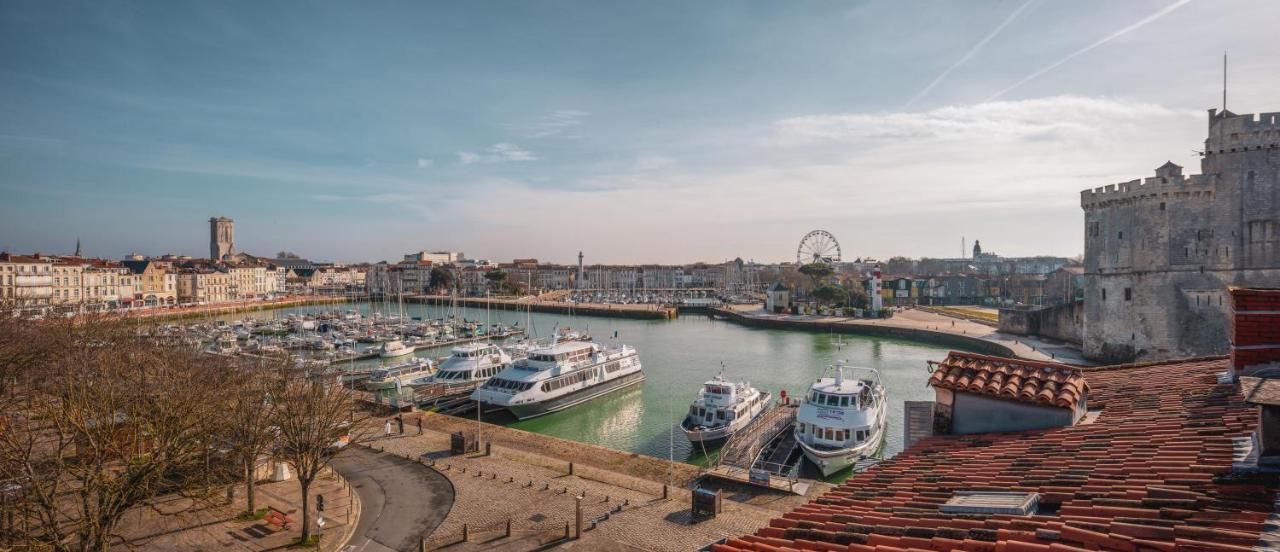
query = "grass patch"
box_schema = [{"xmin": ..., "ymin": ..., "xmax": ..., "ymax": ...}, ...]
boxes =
[
  {"xmin": 288, "ymin": 535, "xmax": 322, "ymax": 548},
  {"xmin": 235, "ymin": 507, "xmax": 270, "ymax": 522},
  {"xmin": 936, "ymin": 307, "xmax": 998, "ymax": 322}
]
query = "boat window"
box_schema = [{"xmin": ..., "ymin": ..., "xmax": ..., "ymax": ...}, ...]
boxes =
[
  {"xmin": 798, "ymin": 423, "xmax": 805, "ymax": 434},
  {"xmin": 716, "ymin": 410, "xmax": 725, "ymax": 420}
]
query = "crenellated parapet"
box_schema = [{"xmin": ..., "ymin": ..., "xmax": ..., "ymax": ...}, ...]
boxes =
[
  {"xmin": 1080, "ymin": 167, "xmax": 1217, "ymax": 210},
  {"xmin": 1205, "ymin": 108, "xmax": 1280, "ymax": 155}
]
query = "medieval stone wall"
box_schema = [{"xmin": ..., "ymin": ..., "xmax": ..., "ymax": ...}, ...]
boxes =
[{"xmin": 1080, "ymin": 109, "xmax": 1280, "ymax": 363}]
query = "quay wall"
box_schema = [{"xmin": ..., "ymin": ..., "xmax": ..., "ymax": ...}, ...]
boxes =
[
  {"xmin": 409, "ymin": 296, "xmax": 677, "ymax": 320},
  {"xmin": 708, "ymin": 308, "xmax": 1015, "ymax": 358},
  {"xmin": 114, "ymin": 296, "xmax": 345, "ymax": 322}
]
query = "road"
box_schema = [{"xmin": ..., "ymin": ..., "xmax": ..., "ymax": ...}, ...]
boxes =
[{"xmin": 332, "ymin": 446, "xmax": 454, "ymax": 552}]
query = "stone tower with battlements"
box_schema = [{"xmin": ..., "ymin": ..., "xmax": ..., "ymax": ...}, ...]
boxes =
[
  {"xmin": 209, "ymin": 216, "xmax": 235, "ymax": 260},
  {"xmin": 1080, "ymin": 108, "xmax": 1280, "ymax": 363}
]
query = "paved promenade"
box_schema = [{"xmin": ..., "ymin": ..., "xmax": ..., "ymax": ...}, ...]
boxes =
[
  {"xmin": 717, "ymin": 304, "xmax": 1091, "ymax": 365},
  {"xmin": 366, "ymin": 413, "xmax": 830, "ymax": 551},
  {"xmin": 332, "ymin": 447, "xmax": 453, "ymax": 552},
  {"xmin": 121, "ymin": 465, "xmax": 359, "ymax": 551}
]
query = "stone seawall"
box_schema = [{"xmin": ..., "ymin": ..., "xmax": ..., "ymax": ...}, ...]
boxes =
[
  {"xmin": 708, "ymin": 308, "xmax": 1015, "ymax": 358},
  {"xmin": 412, "ymin": 296, "xmax": 677, "ymax": 320}
]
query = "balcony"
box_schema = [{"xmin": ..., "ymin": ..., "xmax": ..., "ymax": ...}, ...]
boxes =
[
  {"xmin": 14, "ymin": 275, "xmax": 53, "ymax": 287},
  {"xmin": 15, "ymin": 287, "xmax": 53, "ymax": 298}
]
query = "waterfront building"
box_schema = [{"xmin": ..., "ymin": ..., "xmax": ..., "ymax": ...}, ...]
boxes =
[
  {"xmin": 1081, "ymin": 108, "xmax": 1280, "ymax": 363},
  {"xmin": 121, "ymin": 259, "xmax": 177, "ymax": 307},
  {"xmin": 176, "ymin": 262, "xmax": 232, "ymax": 304},
  {"xmin": 209, "ymin": 216, "xmax": 234, "ymax": 260},
  {"xmin": 79, "ymin": 259, "xmax": 135, "ymax": 311},
  {"xmin": 50, "ymin": 260, "xmax": 85, "ymax": 309},
  {"xmin": 0, "ymin": 253, "xmax": 53, "ymax": 311},
  {"xmin": 402, "ymin": 250, "xmax": 463, "ymax": 264}
]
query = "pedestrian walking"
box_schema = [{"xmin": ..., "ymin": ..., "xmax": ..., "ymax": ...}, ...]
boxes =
[
  {"xmin": 384, "ymin": 420, "xmax": 392, "ymax": 438},
  {"xmin": 396, "ymin": 415, "xmax": 404, "ymax": 435},
  {"xmin": 417, "ymin": 417, "xmax": 423, "ymax": 435}
]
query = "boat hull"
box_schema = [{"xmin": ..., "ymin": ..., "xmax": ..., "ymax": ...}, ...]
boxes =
[
  {"xmin": 379, "ymin": 347, "xmax": 415, "ymax": 359},
  {"xmin": 798, "ymin": 416, "xmax": 885, "ymax": 477},
  {"xmin": 507, "ymin": 371, "xmax": 645, "ymax": 420}
]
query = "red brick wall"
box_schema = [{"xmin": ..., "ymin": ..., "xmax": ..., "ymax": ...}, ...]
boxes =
[{"xmin": 1230, "ymin": 287, "xmax": 1280, "ymax": 376}]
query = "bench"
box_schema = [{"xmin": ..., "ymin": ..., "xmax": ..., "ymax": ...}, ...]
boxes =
[{"xmin": 264, "ymin": 507, "xmax": 293, "ymax": 531}]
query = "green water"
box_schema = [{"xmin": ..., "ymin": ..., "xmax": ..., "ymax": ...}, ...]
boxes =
[{"xmin": 216, "ymin": 300, "xmax": 969, "ymax": 480}]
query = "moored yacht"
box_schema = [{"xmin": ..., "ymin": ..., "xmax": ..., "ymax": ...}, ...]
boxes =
[
  {"xmin": 795, "ymin": 361, "xmax": 886, "ymax": 477},
  {"xmin": 378, "ymin": 339, "xmax": 415, "ymax": 358},
  {"xmin": 364, "ymin": 357, "xmax": 435, "ymax": 391},
  {"xmin": 470, "ymin": 339, "xmax": 642, "ymax": 420},
  {"xmin": 681, "ymin": 371, "xmax": 771, "ymax": 445},
  {"xmin": 414, "ymin": 343, "xmax": 512, "ymax": 386}
]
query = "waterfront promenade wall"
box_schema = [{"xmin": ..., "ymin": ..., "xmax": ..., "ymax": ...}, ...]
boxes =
[
  {"xmin": 708, "ymin": 307, "xmax": 1018, "ymax": 359},
  {"xmin": 114, "ymin": 295, "xmax": 345, "ymax": 321},
  {"xmin": 409, "ymin": 296, "xmax": 677, "ymax": 320}
]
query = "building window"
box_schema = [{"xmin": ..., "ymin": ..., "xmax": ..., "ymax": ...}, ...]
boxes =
[
  {"xmin": 1101, "ymin": 288, "xmax": 1106, "ymax": 301},
  {"xmin": 1124, "ymin": 288, "xmax": 1132, "ymax": 301},
  {"xmin": 1160, "ymin": 202, "xmax": 1166, "ymax": 211},
  {"xmin": 1118, "ymin": 231, "xmax": 1124, "ymax": 240}
]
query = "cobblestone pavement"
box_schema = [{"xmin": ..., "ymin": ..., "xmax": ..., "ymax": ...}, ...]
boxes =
[
  {"xmin": 370, "ymin": 424, "xmax": 831, "ymax": 552},
  {"xmin": 119, "ymin": 464, "xmax": 358, "ymax": 551}
]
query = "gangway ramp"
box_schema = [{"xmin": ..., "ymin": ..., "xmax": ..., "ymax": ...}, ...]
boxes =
[{"xmin": 703, "ymin": 403, "xmax": 809, "ymax": 494}]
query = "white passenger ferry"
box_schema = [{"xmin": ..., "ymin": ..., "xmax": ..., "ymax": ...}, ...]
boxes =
[
  {"xmin": 680, "ymin": 371, "xmax": 771, "ymax": 445},
  {"xmin": 470, "ymin": 339, "xmax": 643, "ymax": 420},
  {"xmin": 415, "ymin": 343, "xmax": 512, "ymax": 386},
  {"xmin": 795, "ymin": 361, "xmax": 885, "ymax": 476},
  {"xmin": 364, "ymin": 357, "xmax": 435, "ymax": 391}
]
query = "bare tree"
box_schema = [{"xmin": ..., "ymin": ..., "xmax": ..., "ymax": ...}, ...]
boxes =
[
  {"xmin": 0, "ymin": 313, "xmax": 225, "ymax": 551},
  {"xmin": 216, "ymin": 357, "xmax": 283, "ymax": 516},
  {"xmin": 273, "ymin": 372, "xmax": 364, "ymax": 545}
]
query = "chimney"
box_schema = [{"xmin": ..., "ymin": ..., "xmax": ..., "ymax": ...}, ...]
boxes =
[{"xmin": 1230, "ymin": 287, "xmax": 1280, "ymax": 379}]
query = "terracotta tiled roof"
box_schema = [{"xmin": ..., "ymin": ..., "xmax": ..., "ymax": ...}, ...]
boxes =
[
  {"xmin": 927, "ymin": 352, "xmax": 1087, "ymax": 410},
  {"xmin": 713, "ymin": 357, "xmax": 1276, "ymax": 552}
]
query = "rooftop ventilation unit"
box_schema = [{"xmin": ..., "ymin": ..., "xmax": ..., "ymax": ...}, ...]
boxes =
[{"xmin": 940, "ymin": 491, "xmax": 1040, "ymax": 516}]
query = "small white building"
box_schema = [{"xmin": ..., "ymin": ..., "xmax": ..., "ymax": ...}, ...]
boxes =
[{"xmin": 765, "ymin": 282, "xmax": 791, "ymax": 314}]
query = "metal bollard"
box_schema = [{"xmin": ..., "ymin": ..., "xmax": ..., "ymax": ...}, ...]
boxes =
[{"xmin": 462, "ymin": 523, "xmax": 469, "ymax": 542}]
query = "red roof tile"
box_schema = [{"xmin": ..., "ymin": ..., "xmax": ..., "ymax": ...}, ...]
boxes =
[
  {"xmin": 716, "ymin": 356, "xmax": 1277, "ymax": 552},
  {"xmin": 927, "ymin": 352, "xmax": 1087, "ymax": 409}
]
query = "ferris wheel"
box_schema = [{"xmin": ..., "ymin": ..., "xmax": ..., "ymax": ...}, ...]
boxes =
[{"xmin": 796, "ymin": 230, "xmax": 841, "ymax": 265}]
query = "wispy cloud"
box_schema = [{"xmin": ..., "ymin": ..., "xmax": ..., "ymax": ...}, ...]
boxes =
[
  {"xmin": 904, "ymin": 0, "xmax": 1037, "ymax": 108},
  {"xmin": 416, "ymin": 158, "xmax": 434, "ymax": 168},
  {"xmin": 516, "ymin": 110, "xmax": 590, "ymax": 138},
  {"xmin": 986, "ymin": 0, "xmax": 1194, "ymax": 101},
  {"xmin": 309, "ymin": 193, "xmax": 414, "ymax": 204},
  {"xmin": 775, "ymin": 96, "xmax": 1189, "ymax": 145},
  {"xmin": 457, "ymin": 142, "xmax": 539, "ymax": 164}
]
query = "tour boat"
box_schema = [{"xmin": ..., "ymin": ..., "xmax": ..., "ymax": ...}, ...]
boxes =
[
  {"xmin": 681, "ymin": 370, "xmax": 772, "ymax": 445},
  {"xmin": 378, "ymin": 339, "xmax": 415, "ymax": 358},
  {"xmin": 414, "ymin": 343, "xmax": 512, "ymax": 386},
  {"xmin": 794, "ymin": 361, "xmax": 886, "ymax": 477},
  {"xmin": 470, "ymin": 338, "xmax": 643, "ymax": 420},
  {"xmin": 364, "ymin": 357, "xmax": 435, "ymax": 391}
]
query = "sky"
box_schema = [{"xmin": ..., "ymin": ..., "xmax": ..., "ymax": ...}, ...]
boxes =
[{"xmin": 1, "ymin": 1, "xmax": 1277, "ymax": 264}]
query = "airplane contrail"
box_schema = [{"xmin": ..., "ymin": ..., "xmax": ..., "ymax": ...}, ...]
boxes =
[
  {"xmin": 986, "ymin": 0, "xmax": 1193, "ymax": 101},
  {"xmin": 904, "ymin": 0, "xmax": 1038, "ymax": 109}
]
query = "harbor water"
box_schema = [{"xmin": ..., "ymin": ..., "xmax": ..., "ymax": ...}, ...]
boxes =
[{"xmin": 217, "ymin": 300, "xmax": 975, "ymax": 481}]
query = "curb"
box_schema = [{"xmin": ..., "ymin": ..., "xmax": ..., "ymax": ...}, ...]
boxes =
[{"xmin": 322, "ymin": 470, "xmax": 362, "ymax": 552}]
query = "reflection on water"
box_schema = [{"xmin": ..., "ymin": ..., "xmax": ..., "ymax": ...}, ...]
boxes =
[{"xmin": 218, "ymin": 301, "xmax": 975, "ymax": 480}]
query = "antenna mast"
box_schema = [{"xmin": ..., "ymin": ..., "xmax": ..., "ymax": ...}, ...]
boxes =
[{"xmin": 1222, "ymin": 51, "xmax": 1227, "ymax": 112}]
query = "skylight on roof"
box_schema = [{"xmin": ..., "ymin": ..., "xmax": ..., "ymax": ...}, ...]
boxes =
[{"xmin": 940, "ymin": 491, "xmax": 1040, "ymax": 516}]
